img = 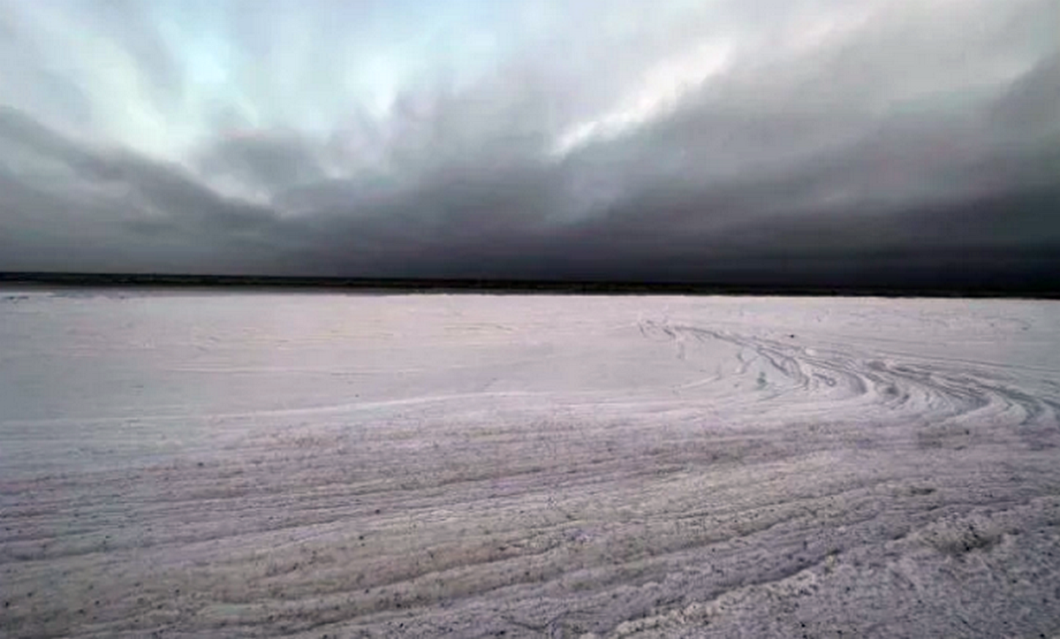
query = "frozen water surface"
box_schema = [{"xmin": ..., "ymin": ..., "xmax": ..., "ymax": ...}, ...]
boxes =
[{"xmin": 2, "ymin": 290, "xmax": 1059, "ymax": 637}]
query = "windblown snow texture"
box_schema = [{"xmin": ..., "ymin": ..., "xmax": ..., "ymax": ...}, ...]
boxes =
[{"xmin": 1, "ymin": 291, "xmax": 1059, "ymax": 637}]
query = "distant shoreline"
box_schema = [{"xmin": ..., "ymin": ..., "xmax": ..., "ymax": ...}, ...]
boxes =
[{"xmin": 1, "ymin": 272, "xmax": 1057, "ymax": 299}]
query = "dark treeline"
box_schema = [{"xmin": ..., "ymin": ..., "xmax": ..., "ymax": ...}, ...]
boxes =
[{"xmin": 1, "ymin": 272, "xmax": 1058, "ymax": 298}]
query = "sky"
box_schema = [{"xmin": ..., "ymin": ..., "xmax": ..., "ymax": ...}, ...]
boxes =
[{"xmin": 0, "ymin": 0, "xmax": 1058, "ymax": 288}]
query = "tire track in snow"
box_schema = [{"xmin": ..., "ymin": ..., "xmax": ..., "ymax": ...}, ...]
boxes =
[{"xmin": 639, "ymin": 318, "xmax": 1060, "ymax": 450}]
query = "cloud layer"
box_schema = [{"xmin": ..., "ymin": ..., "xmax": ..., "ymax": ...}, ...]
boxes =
[{"xmin": 1, "ymin": 0, "xmax": 1058, "ymax": 286}]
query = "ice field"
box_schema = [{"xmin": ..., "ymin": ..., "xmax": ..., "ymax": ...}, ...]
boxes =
[{"xmin": 2, "ymin": 290, "xmax": 1059, "ymax": 637}]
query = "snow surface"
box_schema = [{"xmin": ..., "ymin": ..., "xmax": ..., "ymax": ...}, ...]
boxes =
[{"xmin": 1, "ymin": 290, "xmax": 1059, "ymax": 638}]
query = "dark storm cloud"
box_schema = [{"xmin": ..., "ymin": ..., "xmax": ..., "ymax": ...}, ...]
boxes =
[
  {"xmin": 0, "ymin": 0, "xmax": 1057, "ymax": 287},
  {"xmin": 0, "ymin": 107, "xmax": 299, "ymax": 273}
]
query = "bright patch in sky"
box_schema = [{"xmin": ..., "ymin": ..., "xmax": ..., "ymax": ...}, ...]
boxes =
[{"xmin": 552, "ymin": 41, "xmax": 735, "ymax": 157}]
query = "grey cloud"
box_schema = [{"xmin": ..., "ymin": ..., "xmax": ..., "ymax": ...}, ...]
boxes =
[
  {"xmin": 0, "ymin": 107, "xmax": 301, "ymax": 274},
  {"xmin": 991, "ymin": 53, "xmax": 1060, "ymax": 134},
  {"xmin": 2, "ymin": 96, "xmax": 1058, "ymax": 288},
  {"xmin": 0, "ymin": 0, "xmax": 1057, "ymax": 289},
  {"xmin": 196, "ymin": 131, "xmax": 328, "ymax": 194}
]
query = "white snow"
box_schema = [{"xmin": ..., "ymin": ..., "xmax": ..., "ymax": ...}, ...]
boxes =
[{"xmin": 1, "ymin": 290, "xmax": 1059, "ymax": 637}]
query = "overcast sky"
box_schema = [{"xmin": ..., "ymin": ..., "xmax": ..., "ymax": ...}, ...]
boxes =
[{"xmin": 0, "ymin": 0, "xmax": 1058, "ymax": 287}]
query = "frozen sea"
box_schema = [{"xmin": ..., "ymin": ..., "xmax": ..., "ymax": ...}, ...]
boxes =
[{"xmin": 1, "ymin": 289, "xmax": 1059, "ymax": 638}]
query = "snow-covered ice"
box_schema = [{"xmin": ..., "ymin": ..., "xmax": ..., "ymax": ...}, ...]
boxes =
[{"xmin": 2, "ymin": 290, "xmax": 1059, "ymax": 637}]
